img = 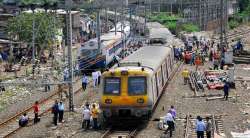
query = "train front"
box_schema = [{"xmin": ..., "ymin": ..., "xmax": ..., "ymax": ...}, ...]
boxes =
[{"xmin": 100, "ymin": 67, "xmax": 152, "ymax": 120}]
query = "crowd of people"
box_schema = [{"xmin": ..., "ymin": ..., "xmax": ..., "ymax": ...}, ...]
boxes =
[{"xmin": 162, "ymin": 106, "xmax": 213, "ymax": 138}]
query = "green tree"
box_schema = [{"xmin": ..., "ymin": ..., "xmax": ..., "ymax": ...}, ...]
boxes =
[
  {"xmin": 6, "ymin": 12, "xmax": 62, "ymax": 56},
  {"xmin": 239, "ymin": 0, "xmax": 250, "ymax": 12}
]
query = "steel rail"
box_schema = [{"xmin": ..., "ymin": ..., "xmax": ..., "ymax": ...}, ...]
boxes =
[{"xmin": 0, "ymin": 78, "xmax": 83, "ymax": 138}]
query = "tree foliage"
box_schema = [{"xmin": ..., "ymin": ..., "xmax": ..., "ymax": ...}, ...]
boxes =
[
  {"xmin": 6, "ymin": 12, "xmax": 62, "ymax": 49},
  {"xmin": 239, "ymin": 0, "xmax": 250, "ymax": 13}
]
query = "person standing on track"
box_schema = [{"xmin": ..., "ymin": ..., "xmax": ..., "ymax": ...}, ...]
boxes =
[
  {"xmin": 91, "ymin": 104, "xmax": 99, "ymax": 130},
  {"xmin": 205, "ymin": 117, "xmax": 212, "ymax": 138},
  {"xmin": 58, "ymin": 101, "xmax": 64, "ymax": 123},
  {"xmin": 164, "ymin": 110, "xmax": 175, "ymax": 137},
  {"xmin": 223, "ymin": 81, "xmax": 230, "ymax": 101},
  {"xmin": 196, "ymin": 116, "xmax": 206, "ymax": 138},
  {"xmin": 33, "ymin": 101, "xmax": 40, "ymax": 124},
  {"xmin": 182, "ymin": 68, "xmax": 189, "ymax": 85},
  {"xmin": 97, "ymin": 70, "xmax": 102, "ymax": 86},
  {"xmin": 52, "ymin": 100, "xmax": 59, "ymax": 126},
  {"xmin": 82, "ymin": 74, "xmax": 88, "ymax": 91},
  {"xmin": 92, "ymin": 71, "xmax": 98, "ymax": 87},
  {"xmin": 82, "ymin": 104, "xmax": 91, "ymax": 130}
]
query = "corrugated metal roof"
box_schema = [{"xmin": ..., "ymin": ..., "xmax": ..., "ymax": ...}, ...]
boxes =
[{"xmin": 121, "ymin": 46, "xmax": 172, "ymax": 71}]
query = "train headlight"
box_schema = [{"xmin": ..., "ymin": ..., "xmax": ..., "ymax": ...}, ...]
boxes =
[
  {"xmin": 105, "ymin": 99, "xmax": 112, "ymax": 104},
  {"xmin": 137, "ymin": 98, "xmax": 144, "ymax": 104}
]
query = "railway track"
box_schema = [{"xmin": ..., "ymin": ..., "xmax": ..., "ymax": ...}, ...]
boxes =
[
  {"xmin": 101, "ymin": 128, "xmax": 138, "ymax": 138},
  {"xmin": 0, "ymin": 78, "xmax": 83, "ymax": 138},
  {"xmin": 184, "ymin": 114, "xmax": 225, "ymax": 138},
  {"xmin": 212, "ymin": 27, "xmax": 250, "ymax": 45},
  {"xmin": 100, "ymin": 61, "xmax": 183, "ymax": 138}
]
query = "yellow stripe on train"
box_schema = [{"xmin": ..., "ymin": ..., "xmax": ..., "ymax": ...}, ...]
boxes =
[{"xmin": 101, "ymin": 96, "xmax": 148, "ymax": 107}]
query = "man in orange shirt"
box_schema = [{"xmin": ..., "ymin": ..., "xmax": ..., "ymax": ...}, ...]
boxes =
[{"xmin": 91, "ymin": 104, "xmax": 99, "ymax": 130}]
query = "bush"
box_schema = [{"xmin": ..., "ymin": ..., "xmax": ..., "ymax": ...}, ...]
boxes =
[
  {"xmin": 149, "ymin": 13, "xmax": 179, "ymax": 33},
  {"xmin": 149, "ymin": 12, "xmax": 180, "ymax": 24},
  {"xmin": 164, "ymin": 21, "xmax": 177, "ymax": 31},
  {"xmin": 229, "ymin": 20, "xmax": 240, "ymax": 29},
  {"xmin": 180, "ymin": 24, "xmax": 200, "ymax": 32}
]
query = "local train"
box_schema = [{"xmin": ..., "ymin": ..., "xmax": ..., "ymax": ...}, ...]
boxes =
[
  {"xmin": 77, "ymin": 22, "xmax": 130, "ymax": 71},
  {"xmin": 99, "ymin": 45, "xmax": 175, "ymax": 119}
]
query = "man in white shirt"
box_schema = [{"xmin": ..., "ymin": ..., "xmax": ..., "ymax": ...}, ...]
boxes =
[
  {"xmin": 92, "ymin": 71, "xmax": 98, "ymax": 87},
  {"xmin": 19, "ymin": 113, "xmax": 29, "ymax": 127},
  {"xmin": 164, "ymin": 111, "xmax": 175, "ymax": 137},
  {"xmin": 97, "ymin": 70, "xmax": 102, "ymax": 85},
  {"xmin": 63, "ymin": 68, "xmax": 69, "ymax": 81},
  {"xmin": 82, "ymin": 104, "xmax": 91, "ymax": 130}
]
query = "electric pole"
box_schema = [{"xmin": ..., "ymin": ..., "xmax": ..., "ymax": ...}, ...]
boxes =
[
  {"xmin": 220, "ymin": 0, "xmax": 227, "ymax": 57},
  {"xmin": 66, "ymin": 0, "xmax": 74, "ymax": 112},
  {"xmin": 32, "ymin": 17, "xmax": 35, "ymax": 65},
  {"xmin": 96, "ymin": 9, "xmax": 101, "ymax": 53}
]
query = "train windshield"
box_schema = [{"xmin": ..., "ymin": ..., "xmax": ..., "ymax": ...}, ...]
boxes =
[
  {"xmin": 128, "ymin": 77, "xmax": 146, "ymax": 95},
  {"xmin": 104, "ymin": 77, "xmax": 121, "ymax": 95}
]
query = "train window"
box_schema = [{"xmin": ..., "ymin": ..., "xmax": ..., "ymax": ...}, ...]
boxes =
[
  {"xmin": 104, "ymin": 77, "xmax": 121, "ymax": 95},
  {"xmin": 128, "ymin": 77, "xmax": 147, "ymax": 95}
]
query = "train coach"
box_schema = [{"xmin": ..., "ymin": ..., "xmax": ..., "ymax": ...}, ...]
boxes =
[
  {"xmin": 99, "ymin": 45, "xmax": 175, "ymax": 120},
  {"xmin": 77, "ymin": 22, "xmax": 130, "ymax": 71}
]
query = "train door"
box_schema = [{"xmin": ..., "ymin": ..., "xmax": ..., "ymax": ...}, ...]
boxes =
[
  {"xmin": 167, "ymin": 57, "xmax": 171, "ymax": 78},
  {"xmin": 155, "ymin": 74, "xmax": 159, "ymax": 97},
  {"xmin": 161, "ymin": 66, "xmax": 165, "ymax": 86},
  {"xmin": 151, "ymin": 78, "xmax": 156, "ymax": 104},
  {"xmin": 169, "ymin": 55, "xmax": 172, "ymax": 71},
  {"xmin": 162, "ymin": 63, "xmax": 167, "ymax": 83},
  {"xmin": 165, "ymin": 59, "xmax": 169, "ymax": 80}
]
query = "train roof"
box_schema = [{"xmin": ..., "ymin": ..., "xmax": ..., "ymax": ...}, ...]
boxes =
[
  {"xmin": 147, "ymin": 22, "xmax": 174, "ymax": 40},
  {"xmin": 80, "ymin": 32, "xmax": 122, "ymax": 50},
  {"xmin": 120, "ymin": 46, "xmax": 172, "ymax": 71}
]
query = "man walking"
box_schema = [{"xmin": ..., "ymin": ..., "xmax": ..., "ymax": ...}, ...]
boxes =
[
  {"xmin": 97, "ymin": 70, "xmax": 102, "ymax": 86},
  {"xmin": 169, "ymin": 105, "xmax": 176, "ymax": 120},
  {"xmin": 82, "ymin": 104, "xmax": 91, "ymax": 130},
  {"xmin": 164, "ymin": 110, "xmax": 175, "ymax": 137},
  {"xmin": 58, "ymin": 101, "xmax": 64, "ymax": 123},
  {"xmin": 223, "ymin": 81, "xmax": 230, "ymax": 100},
  {"xmin": 206, "ymin": 117, "xmax": 212, "ymax": 138},
  {"xmin": 196, "ymin": 116, "xmax": 206, "ymax": 138},
  {"xmin": 52, "ymin": 100, "xmax": 59, "ymax": 126},
  {"xmin": 182, "ymin": 68, "xmax": 189, "ymax": 85},
  {"xmin": 92, "ymin": 71, "xmax": 98, "ymax": 87},
  {"xmin": 33, "ymin": 101, "xmax": 40, "ymax": 124},
  {"xmin": 82, "ymin": 74, "xmax": 88, "ymax": 91}
]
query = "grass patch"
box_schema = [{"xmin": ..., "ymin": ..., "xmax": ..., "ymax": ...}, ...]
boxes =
[
  {"xmin": 149, "ymin": 12, "xmax": 180, "ymax": 33},
  {"xmin": 180, "ymin": 23, "xmax": 200, "ymax": 32}
]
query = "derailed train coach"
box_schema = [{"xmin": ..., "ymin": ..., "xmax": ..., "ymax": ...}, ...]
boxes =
[{"xmin": 77, "ymin": 22, "xmax": 130, "ymax": 71}]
